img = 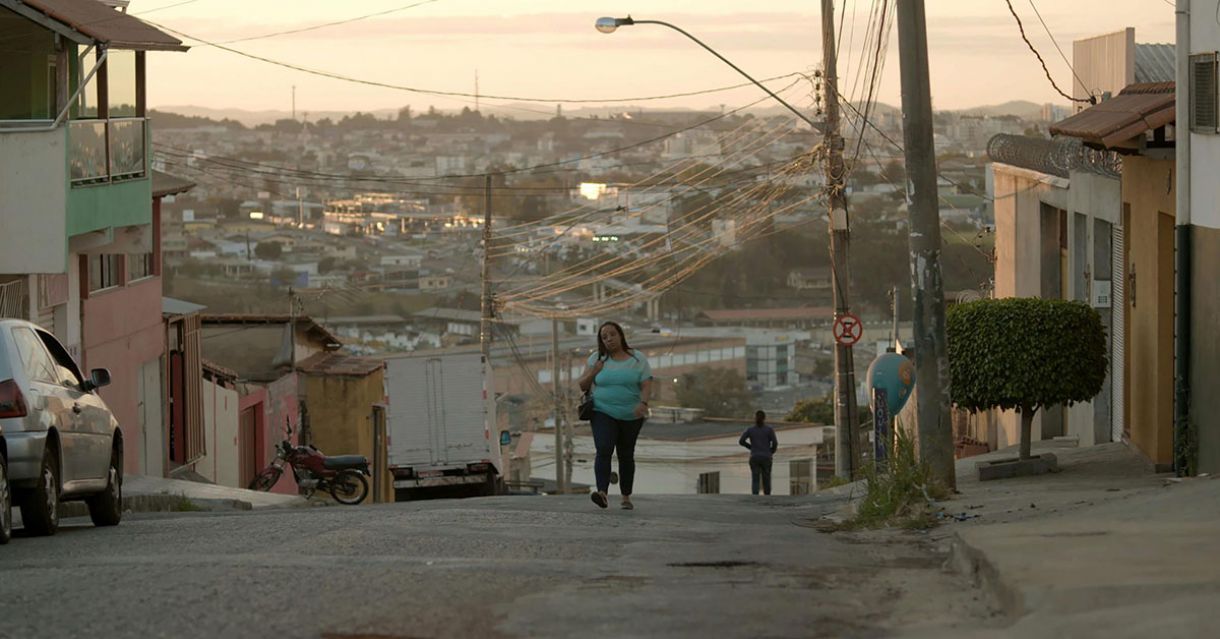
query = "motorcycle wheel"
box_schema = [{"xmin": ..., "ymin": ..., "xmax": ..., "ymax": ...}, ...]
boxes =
[
  {"xmin": 329, "ymin": 470, "xmax": 369, "ymax": 505},
  {"xmin": 249, "ymin": 467, "xmax": 282, "ymax": 492}
]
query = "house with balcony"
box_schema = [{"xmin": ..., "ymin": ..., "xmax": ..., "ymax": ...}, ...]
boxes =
[{"xmin": 0, "ymin": 0, "xmax": 187, "ymax": 475}]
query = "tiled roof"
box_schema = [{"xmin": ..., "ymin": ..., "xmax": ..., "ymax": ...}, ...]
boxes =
[
  {"xmin": 152, "ymin": 170, "xmax": 195, "ymax": 198},
  {"xmin": 1050, "ymin": 82, "xmax": 1175, "ymax": 149},
  {"xmin": 201, "ymin": 314, "xmax": 343, "ymax": 349},
  {"xmin": 18, "ymin": 0, "xmax": 188, "ymax": 51},
  {"xmin": 296, "ymin": 351, "xmax": 384, "ymax": 377}
]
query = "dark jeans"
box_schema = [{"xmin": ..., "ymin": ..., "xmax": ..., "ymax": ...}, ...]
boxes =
[
  {"xmin": 749, "ymin": 457, "xmax": 773, "ymax": 495},
  {"xmin": 590, "ymin": 411, "xmax": 645, "ymax": 495}
]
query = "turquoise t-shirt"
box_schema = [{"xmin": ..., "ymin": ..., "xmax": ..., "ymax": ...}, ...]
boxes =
[{"xmin": 587, "ymin": 351, "xmax": 653, "ymax": 421}]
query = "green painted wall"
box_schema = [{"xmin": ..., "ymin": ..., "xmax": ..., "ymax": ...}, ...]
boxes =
[{"xmin": 67, "ymin": 176, "xmax": 151, "ymax": 237}]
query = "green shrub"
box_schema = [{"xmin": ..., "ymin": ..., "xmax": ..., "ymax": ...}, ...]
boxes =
[{"xmin": 947, "ymin": 298, "xmax": 1106, "ymax": 459}]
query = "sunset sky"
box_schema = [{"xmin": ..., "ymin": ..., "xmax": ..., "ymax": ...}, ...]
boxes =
[{"xmin": 139, "ymin": 0, "xmax": 1176, "ymax": 116}]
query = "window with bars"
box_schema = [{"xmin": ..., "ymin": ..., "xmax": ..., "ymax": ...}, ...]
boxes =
[
  {"xmin": 697, "ymin": 471, "xmax": 720, "ymax": 495},
  {"xmin": 790, "ymin": 459, "xmax": 814, "ymax": 495},
  {"xmin": 1191, "ymin": 53, "xmax": 1218, "ymax": 133}
]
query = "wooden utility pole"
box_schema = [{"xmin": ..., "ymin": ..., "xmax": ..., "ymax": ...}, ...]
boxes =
[
  {"xmin": 896, "ymin": 0, "xmax": 955, "ymax": 488},
  {"xmin": 551, "ymin": 319, "xmax": 567, "ymax": 493},
  {"xmin": 822, "ymin": 0, "xmax": 861, "ymax": 479}
]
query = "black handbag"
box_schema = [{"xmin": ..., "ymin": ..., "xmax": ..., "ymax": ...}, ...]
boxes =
[{"xmin": 578, "ymin": 390, "xmax": 595, "ymax": 421}]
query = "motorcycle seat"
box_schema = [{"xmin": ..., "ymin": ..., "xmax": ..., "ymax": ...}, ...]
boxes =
[{"xmin": 324, "ymin": 455, "xmax": 369, "ymax": 470}]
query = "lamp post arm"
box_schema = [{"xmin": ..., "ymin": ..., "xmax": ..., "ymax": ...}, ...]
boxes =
[{"xmin": 629, "ymin": 19, "xmax": 818, "ymax": 129}]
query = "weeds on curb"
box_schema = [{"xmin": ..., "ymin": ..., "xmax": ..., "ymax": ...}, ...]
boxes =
[
  {"xmin": 822, "ymin": 475, "xmax": 852, "ymax": 489},
  {"xmin": 845, "ymin": 424, "xmax": 949, "ymax": 530},
  {"xmin": 167, "ymin": 494, "xmax": 205, "ymax": 512}
]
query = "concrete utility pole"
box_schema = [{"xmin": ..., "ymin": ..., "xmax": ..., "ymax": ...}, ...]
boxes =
[
  {"xmin": 821, "ymin": 0, "xmax": 861, "ymax": 479},
  {"xmin": 896, "ymin": 0, "xmax": 955, "ymax": 488},
  {"xmin": 480, "ymin": 175, "xmax": 497, "ymax": 480},
  {"xmin": 552, "ymin": 318, "xmax": 567, "ymax": 493},
  {"xmin": 892, "ymin": 285, "xmax": 900, "ymax": 348},
  {"xmin": 480, "ymin": 175, "xmax": 493, "ymax": 361}
]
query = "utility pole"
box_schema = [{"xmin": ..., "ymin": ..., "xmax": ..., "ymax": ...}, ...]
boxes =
[
  {"xmin": 296, "ymin": 186, "xmax": 304, "ymax": 228},
  {"xmin": 896, "ymin": 0, "xmax": 955, "ymax": 488},
  {"xmin": 892, "ymin": 285, "xmax": 900, "ymax": 348},
  {"xmin": 291, "ymin": 85, "xmax": 296, "ymax": 121},
  {"xmin": 480, "ymin": 175, "xmax": 493, "ymax": 360},
  {"xmin": 564, "ymin": 348, "xmax": 575, "ymax": 487},
  {"xmin": 480, "ymin": 175, "xmax": 497, "ymax": 484},
  {"xmin": 551, "ymin": 318, "xmax": 567, "ymax": 493},
  {"xmin": 821, "ymin": 0, "xmax": 861, "ymax": 479}
]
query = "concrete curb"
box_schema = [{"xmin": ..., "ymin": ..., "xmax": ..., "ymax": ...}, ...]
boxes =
[
  {"xmin": 59, "ymin": 494, "xmax": 254, "ymax": 519},
  {"xmin": 948, "ymin": 531, "xmax": 1025, "ymax": 619}
]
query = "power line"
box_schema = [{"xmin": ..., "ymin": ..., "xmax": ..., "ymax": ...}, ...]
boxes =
[
  {"xmin": 1002, "ymin": 0, "xmax": 1094, "ymax": 105},
  {"xmin": 213, "ymin": 0, "xmax": 440, "ymax": 45},
  {"xmin": 142, "ymin": 18, "xmax": 806, "ymax": 106},
  {"xmin": 1024, "ymin": 0, "xmax": 1093, "ymax": 101}
]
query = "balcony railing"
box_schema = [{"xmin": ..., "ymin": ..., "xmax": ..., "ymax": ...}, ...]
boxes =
[{"xmin": 69, "ymin": 118, "xmax": 146, "ymax": 185}]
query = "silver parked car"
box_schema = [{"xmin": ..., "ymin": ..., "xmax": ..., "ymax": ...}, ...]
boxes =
[
  {"xmin": 1, "ymin": 424, "xmax": 10, "ymax": 544},
  {"xmin": 0, "ymin": 319, "xmax": 123, "ymax": 536}
]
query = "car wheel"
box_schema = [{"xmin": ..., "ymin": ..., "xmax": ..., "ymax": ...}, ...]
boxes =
[
  {"xmin": 20, "ymin": 449, "xmax": 59, "ymax": 537},
  {"xmin": 87, "ymin": 448, "xmax": 122, "ymax": 527},
  {"xmin": 0, "ymin": 452, "xmax": 12, "ymax": 545}
]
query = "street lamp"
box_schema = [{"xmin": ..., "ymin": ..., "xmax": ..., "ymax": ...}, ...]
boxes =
[{"xmin": 594, "ymin": 15, "xmax": 818, "ymax": 129}]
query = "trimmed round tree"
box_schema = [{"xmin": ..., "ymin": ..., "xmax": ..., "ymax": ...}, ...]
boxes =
[{"xmin": 947, "ymin": 298, "xmax": 1107, "ymax": 460}]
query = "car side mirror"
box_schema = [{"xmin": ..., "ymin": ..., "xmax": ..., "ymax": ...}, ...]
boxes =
[
  {"xmin": 499, "ymin": 430, "xmax": 512, "ymax": 446},
  {"xmin": 88, "ymin": 368, "xmax": 112, "ymax": 391}
]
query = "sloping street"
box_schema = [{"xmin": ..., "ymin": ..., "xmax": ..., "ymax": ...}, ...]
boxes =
[{"xmin": 0, "ymin": 493, "xmax": 990, "ymax": 639}]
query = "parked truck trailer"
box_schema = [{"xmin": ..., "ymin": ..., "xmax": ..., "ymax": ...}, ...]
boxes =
[{"xmin": 384, "ymin": 351, "xmax": 503, "ymax": 500}]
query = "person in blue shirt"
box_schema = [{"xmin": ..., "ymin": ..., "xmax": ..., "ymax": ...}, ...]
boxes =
[
  {"xmin": 740, "ymin": 410, "xmax": 779, "ymax": 496},
  {"xmin": 577, "ymin": 321, "xmax": 653, "ymax": 510}
]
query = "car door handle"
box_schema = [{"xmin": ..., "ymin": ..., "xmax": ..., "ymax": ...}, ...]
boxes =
[{"xmin": 72, "ymin": 403, "xmax": 82, "ymax": 414}]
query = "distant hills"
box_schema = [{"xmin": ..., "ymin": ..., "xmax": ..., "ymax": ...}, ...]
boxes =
[
  {"xmin": 957, "ymin": 100, "xmax": 1049, "ymax": 121},
  {"xmin": 151, "ymin": 99, "xmax": 1059, "ymax": 128}
]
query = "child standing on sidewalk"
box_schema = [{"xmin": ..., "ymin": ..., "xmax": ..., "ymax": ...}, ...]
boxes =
[{"xmin": 739, "ymin": 411, "xmax": 779, "ymax": 495}]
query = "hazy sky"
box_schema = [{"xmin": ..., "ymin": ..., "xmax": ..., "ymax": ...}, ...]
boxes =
[{"xmin": 140, "ymin": 0, "xmax": 1175, "ymax": 115}]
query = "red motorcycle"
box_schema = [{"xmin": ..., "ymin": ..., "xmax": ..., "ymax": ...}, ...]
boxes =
[{"xmin": 248, "ymin": 424, "xmax": 371, "ymax": 505}]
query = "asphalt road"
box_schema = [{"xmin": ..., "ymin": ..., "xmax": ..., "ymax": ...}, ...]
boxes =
[{"xmin": 0, "ymin": 493, "xmax": 992, "ymax": 639}]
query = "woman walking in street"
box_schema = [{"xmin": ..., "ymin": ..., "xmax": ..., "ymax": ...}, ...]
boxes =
[
  {"xmin": 740, "ymin": 411, "xmax": 779, "ymax": 496},
  {"xmin": 577, "ymin": 321, "xmax": 653, "ymax": 510}
]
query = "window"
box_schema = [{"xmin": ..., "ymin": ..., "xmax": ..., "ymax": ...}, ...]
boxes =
[
  {"xmin": 88, "ymin": 254, "xmax": 123, "ymax": 292},
  {"xmin": 1190, "ymin": 53, "xmax": 1218, "ymax": 133},
  {"xmin": 128, "ymin": 253, "xmax": 154, "ymax": 281},
  {"xmin": 107, "ymin": 49, "xmax": 138, "ymax": 117},
  {"xmin": 72, "ymin": 45, "xmax": 100, "ymax": 119},
  {"xmin": 697, "ymin": 471, "xmax": 720, "ymax": 495},
  {"xmin": 38, "ymin": 330, "xmax": 84, "ymax": 389},
  {"xmin": 11, "ymin": 327, "xmax": 58, "ymax": 384},
  {"xmin": 0, "ymin": 9, "xmax": 57, "ymax": 120},
  {"xmin": 790, "ymin": 459, "xmax": 814, "ymax": 496}
]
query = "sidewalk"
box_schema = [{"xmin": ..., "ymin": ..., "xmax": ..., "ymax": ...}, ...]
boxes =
[
  {"xmin": 923, "ymin": 440, "xmax": 1218, "ymax": 638},
  {"xmin": 57, "ymin": 475, "xmax": 308, "ymax": 519}
]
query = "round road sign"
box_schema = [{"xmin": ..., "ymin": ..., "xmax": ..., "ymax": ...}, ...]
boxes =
[{"xmin": 832, "ymin": 313, "xmax": 864, "ymax": 346}]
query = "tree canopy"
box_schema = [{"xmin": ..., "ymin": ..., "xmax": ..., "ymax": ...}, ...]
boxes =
[{"xmin": 674, "ymin": 367, "xmax": 754, "ymax": 418}]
